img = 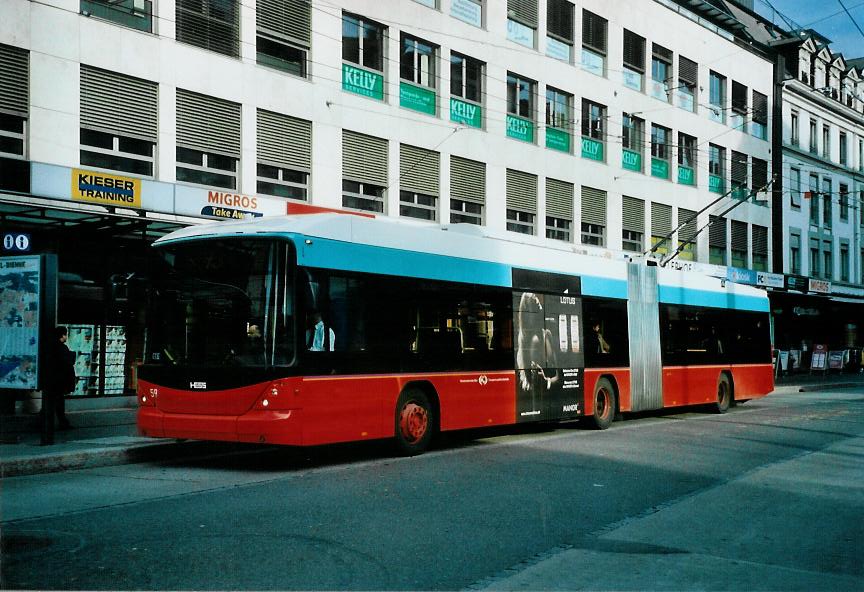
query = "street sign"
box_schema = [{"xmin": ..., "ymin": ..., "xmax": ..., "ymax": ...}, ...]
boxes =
[{"xmin": 2, "ymin": 232, "xmax": 31, "ymax": 252}]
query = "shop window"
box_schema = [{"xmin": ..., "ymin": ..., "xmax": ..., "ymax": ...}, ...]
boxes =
[
  {"xmin": 506, "ymin": 209, "xmax": 535, "ymax": 235},
  {"xmin": 81, "ymin": 129, "xmax": 154, "ymax": 177},
  {"xmin": 342, "ymin": 180, "xmax": 385, "ymax": 213},
  {"xmin": 257, "ymin": 164, "xmax": 307, "ymax": 201},
  {"xmin": 450, "ymin": 199, "xmax": 482, "ymax": 225},
  {"xmin": 81, "ymin": 0, "xmax": 152, "ymax": 33},
  {"xmin": 581, "ymin": 10, "xmax": 607, "ymax": 76},
  {"xmin": 176, "ymin": 0, "xmax": 240, "ymax": 57},
  {"xmin": 176, "ymin": 147, "xmax": 237, "ymax": 189}
]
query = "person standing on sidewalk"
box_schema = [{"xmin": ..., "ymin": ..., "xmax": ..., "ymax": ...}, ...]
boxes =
[{"xmin": 41, "ymin": 326, "xmax": 75, "ymax": 444}]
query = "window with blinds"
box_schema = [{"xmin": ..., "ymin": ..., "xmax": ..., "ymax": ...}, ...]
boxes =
[
  {"xmin": 651, "ymin": 202, "xmax": 672, "ymax": 254},
  {"xmin": 176, "ymin": 0, "xmax": 240, "ymax": 58},
  {"xmin": 581, "ymin": 10, "xmax": 607, "ymax": 76},
  {"xmin": 678, "ymin": 208, "xmax": 697, "ymax": 261},
  {"xmin": 547, "ymin": 0, "xmax": 573, "ymax": 44},
  {"xmin": 731, "ymin": 151, "xmax": 748, "ymax": 191},
  {"xmin": 0, "ymin": 43, "xmax": 29, "ymax": 191},
  {"xmin": 507, "ymin": 0, "xmax": 538, "ymax": 49},
  {"xmin": 506, "ymin": 169, "xmax": 537, "ymax": 235},
  {"xmin": 622, "ymin": 29, "xmax": 644, "ymax": 91},
  {"xmin": 751, "ymin": 90, "xmax": 768, "ymax": 139},
  {"xmin": 731, "ymin": 220, "xmax": 748, "ymax": 268},
  {"xmin": 651, "ymin": 43, "xmax": 672, "ymax": 101},
  {"xmin": 257, "ymin": 0, "xmax": 310, "ymax": 77},
  {"xmin": 176, "ymin": 89, "xmax": 241, "ymax": 189},
  {"xmin": 752, "ymin": 225, "xmax": 768, "ymax": 271},
  {"xmin": 81, "ymin": 0, "xmax": 153, "ymax": 33},
  {"xmin": 677, "ymin": 56, "xmax": 697, "ymax": 112},
  {"xmin": 751, "ymin": 158, "xmax": 768, "ymax": 191},
  {"xmin": 400, "ymin": 144, "xmax": 440, "ymax": 221},
  {"xmin": 622, "ymin": 196, "xmax": 644, "ymax": 252},
  {"xmin": 450, "ymin": 156, "xmax": 485, "ymax": 225},
  {"xmin": 580, "ymin": 186, "xmax": 606, "ymax": 246},
  {"xmin": 343, "ymin": 130, "xmax": 388, "ymax": 213},
  {"xmin": 257, "ymin": 109, "xmax": 311, "ymax": 201},
  {"xmin": 80, "ymin": 65, "xmax": 157, "ymax": 177},
  {"xmin": 545, "ymin": 177, "xmax": 573, "ymax": 242},
  {"xmin": 731, "ymin": 80, "xmax": 748, "ymax": 115},
  {"xmin": 709, "ymin": 215, "xmax": 727, "ymax": 265}
]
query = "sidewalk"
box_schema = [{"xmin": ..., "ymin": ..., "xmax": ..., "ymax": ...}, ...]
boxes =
[{"xmin": 2, "ymin": 374, "xmax": 864, "ymax": 479}]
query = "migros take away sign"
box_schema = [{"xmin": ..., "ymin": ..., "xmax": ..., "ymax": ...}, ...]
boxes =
[{"xmin": 72, "ymin": 169, "xmax": 142, "ymax": 208}]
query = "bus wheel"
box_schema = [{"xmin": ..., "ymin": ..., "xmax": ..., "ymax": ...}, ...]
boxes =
[
  {"xmin": 715, "ymin": 374, "xmax": 731, "ymax": 414},
  {"xmin": 590, "ymin": 378, "xmax": 616, "ymax": 430},
  {"xmin": 394, "ymin": 388, "xmax": 435, "ymax": 456}
]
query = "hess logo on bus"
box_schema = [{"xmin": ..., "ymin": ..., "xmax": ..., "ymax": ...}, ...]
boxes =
[{"xmin": 190, "ymin": 381, "xmax": 207, "ymax": 389}]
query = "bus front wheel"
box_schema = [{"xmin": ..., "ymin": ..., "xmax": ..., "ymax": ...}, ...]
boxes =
[
  {"xmin": 394, "ymin": 388, "xmax": 435, "ymax": 456},
  {"xmin": 715, "ymin": 374, "xmax": 732, "ymax": 414},
  {"xmin": 589, "ymin": 378, "xmax": 616, "ymax": 430}
]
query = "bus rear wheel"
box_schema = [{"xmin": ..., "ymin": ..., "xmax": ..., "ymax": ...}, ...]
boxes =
[
  {"xmin": 394, "ymin": 388, "xmax": 435, "ymax": 456},
  {"xmin": 590, "ymin": 378, "xmax": 616, "ymax": 430},
  {"xmin": 715, "ymin": 374, "xmax": 732, "ymax": 414}
]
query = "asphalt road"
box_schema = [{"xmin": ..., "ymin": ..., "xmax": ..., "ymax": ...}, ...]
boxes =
[{"xmin": 2, "ymin": 388, "xmax": 863, "ymax": 591}]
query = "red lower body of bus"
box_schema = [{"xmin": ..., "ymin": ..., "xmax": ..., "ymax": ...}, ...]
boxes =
[{"xmin": 138, "ymin": 365, "xmax": 773, "ymax": 446}]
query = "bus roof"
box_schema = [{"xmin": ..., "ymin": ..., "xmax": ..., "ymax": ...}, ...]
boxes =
[{"xmin": 155, "ymin": 214, "xmax": 769, "ymax": 312}]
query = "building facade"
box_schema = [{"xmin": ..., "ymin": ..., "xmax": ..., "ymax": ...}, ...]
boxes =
[{"xmin": 0, "ymin": 0, "xmax": 776, "ymax": 396}]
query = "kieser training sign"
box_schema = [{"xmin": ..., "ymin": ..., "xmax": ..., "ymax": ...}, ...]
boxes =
[{"xmin": 72, "ymin": 169, "xmax": 142, "ymax": 208}]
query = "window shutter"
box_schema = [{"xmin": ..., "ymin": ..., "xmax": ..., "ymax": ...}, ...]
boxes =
[
  {"xmin": 622, "ymin": 196, "xmax": 645, "ymax": 232},
  {"xmin": 731, "ymin": 151, "xmax": 748, "ymax": 185},
  {"xmin": 546, "ymin": 0, "xmax": 573, "ymax": 43},
  {"xmin": 731, "ymin": 220, "xmax": 748, "ymax": 252},
  {"xmin": 651, "ymin": 202, "xmax": 672, "ymax": 236},
  {"xmin": 176, "ymin": 89, "xmax": 241, "ymax": 156},
  {"xmin": 580, "ymin": 186, "xmax": 606, "ymax": 226},
  {"xmin": 0, "ymin": 43, "xmax": 28, "ymax": 117},
  {"xmin": 709, "ymin": 215, "xmax": 726, "ymax": 248},
  {"xmin": 256, "ymin": 0, "xmax": 311, "ymax": 46},
  {"xmin": 400, "ymin": 144, "xmax": 439, "ymax": 196},
  {"xmin": 652, "ymin": 43, "xmax": 672, "ymax": 63},
  {"xmin": 582, "ymin": 10, "xmax": 607, "ymax": 54},
  {"xmin": 257, "ymin": 109, "xmax": 311, "ymax": 171},
  {"xmin": 176, "ymin": 0, "xmax": 240, "ymax": 58},
  {"xmin": 506, "ymin": 169, "xmax": 537, "ymax": 213},
  {"xmin": 752, "ymin": 90, "xmax": 768, "ymax": 124},
  {"xmin": 622, "ymin": 30, "xmax": 645, "ymax": 72},
  {"xmin": 678, "ymin": 208, "xmax": 697, "ymax": 243},
  {"xmin": 342, "ymin": 130, "xmax": 387, "ymax": 186},
  {"xmin": 80, "ymin": 66, "xmax": 157, "ymax": 142},
  {"xmin": 450, "ymin": 156, "xmax": 485, "ymax": 204},
  {"xmin": 753, "ymin": 225, "xmax": 768, "ymax": 256},
  {"xmin": 731, "ymin": 80, "xmax": 748, "ymax": 114},
  {"xmin": 751, "ymin": 158, "xmax": 768, "ymax": 189},
  {"xmin": 678, "ymin": 56, "xmax": 697, "ymax": 85},
  {"xmin": 789, "ymin": 233, "xmax": 800, "ymax": 250},
  {"xmin": 508, "ymin": 0, "xmax": 538, "ymax": 28},
  {"xmin": 545, "ymin": 178, "xmax": 573, "ymax": 219}
]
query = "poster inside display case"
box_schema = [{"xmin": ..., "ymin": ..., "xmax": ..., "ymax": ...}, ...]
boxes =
[{"xmin": 66, "ymin": 324, "xmax": 128, "ymax": 395}]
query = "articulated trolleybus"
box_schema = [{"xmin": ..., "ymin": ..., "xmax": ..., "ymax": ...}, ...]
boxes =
[{"xmin": 137, "ymin": 213, "xmax": 773, "ymax": 455}]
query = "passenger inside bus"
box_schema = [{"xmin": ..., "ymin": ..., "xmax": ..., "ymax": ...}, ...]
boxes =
[
  {"xmin": 591, "ymin": 321, "xmax": 611, "ymax": 354},
  {"xmin": 306, "ymin": 309, "xmax": 336, "ymax": 352}
]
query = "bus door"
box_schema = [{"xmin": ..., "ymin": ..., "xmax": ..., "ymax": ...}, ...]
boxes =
[
  {"xmin": 627, "ymin": 262, "xmax": 663, "ymax": 411},
  {"xmin": 512, "ymin": 270, "xmax": 585, "ymax": 422}
]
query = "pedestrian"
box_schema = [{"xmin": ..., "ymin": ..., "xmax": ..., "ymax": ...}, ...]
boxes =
[{"xmin": 42, "ymin": 326, "xmax": 75, "ymax": 444}]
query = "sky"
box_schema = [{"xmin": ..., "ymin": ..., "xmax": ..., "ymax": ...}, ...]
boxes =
[{"xmin": 753, "ymin": 0, "xmax": 864, "ymax": 59}]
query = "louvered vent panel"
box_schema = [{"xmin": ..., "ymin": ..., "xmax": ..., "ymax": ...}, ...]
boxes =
[
  {"xmin": 176, "ymin": 89, "xmax": 241, "ymax": 155},
  {"xmin": 0, "ymin": 43, "xmax": 28, "ymax": 116},
  {"xmin": 622, "ymin": 196, "xmax": 645, "ymax": 232},
  {"xmin": 400, "ymin": 144, "xmax": 440, "ymax": 196},
  {"xmin": 450, "ymin": 156, "xmax": 485, "ymax": 204},
  {"xmin": 581, "ymin": 186, "xmax": 606, "ymax": 225},
  {"xmin": 257, "ymin": 109, "xmax": 311, "ymax": 170},
  {"xmin": 545, "ymin": 178, "xmax": 573, "ymax": 219},
  {"xmin": 506, "ymin": 169, "xmax": 538, "ymax": 212},
  {"xmin": 342, "ymin": 130, "xmax": 388, "ymax": 186}
]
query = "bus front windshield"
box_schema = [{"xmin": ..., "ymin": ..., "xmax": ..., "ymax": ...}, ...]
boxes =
[{"xmin": 148, "ymin": 238, "xmax": 294, "ymax": 368}]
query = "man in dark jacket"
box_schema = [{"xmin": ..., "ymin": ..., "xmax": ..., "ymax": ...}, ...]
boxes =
[{"xmin": 42, "ymin": 326, "xmax": 76, "ymax": 444}]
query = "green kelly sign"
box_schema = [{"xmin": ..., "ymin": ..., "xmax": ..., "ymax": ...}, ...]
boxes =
[
  {"xmin": 400, "ymin": 82, "xmax": 436, "ymax": 115},
  {"xmin": 651, "ymin": 158, "xmax": 669, "ymax": 179},
  {"xmin": 678, "ymin": 166, "xmax": 695, "ymax": 186},
  {"xmin": 450, "ymin": 98, "xmax": 482, "ymax": 128},
  {"xmin": 507, "ymin": 115, "xmax": 534, "ymax": 143},
  {"xmin": 582, "ymin": 137, "xmax": 603, "ymax": 161},
  {"xmin": 622, "ymin": 149, "xmax": 641, "ymax": 172},
  {"xmin": 709, "ymin": 175, "xmax": 724, "ymax": 194},
  {"xmin": 342, "ymin": 63, "xmax": 384, "ymax": 101},
  {"xmin": 546, "ymin": 127, "xmax": 571, "ymax": 153}
]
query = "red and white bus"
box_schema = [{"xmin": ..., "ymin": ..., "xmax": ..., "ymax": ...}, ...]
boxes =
[{"xmin": 137, "ymin": 213, "xmax": 773, "ymax": 455}]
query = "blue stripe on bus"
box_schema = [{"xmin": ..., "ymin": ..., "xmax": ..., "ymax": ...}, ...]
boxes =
[
  {"xmin": 658, "ymin": 286, "xmax": 769, "ymax": 312},
  {"xmin": 581, "ymin": 277, "xmax": 628, "ymax": 299}
]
